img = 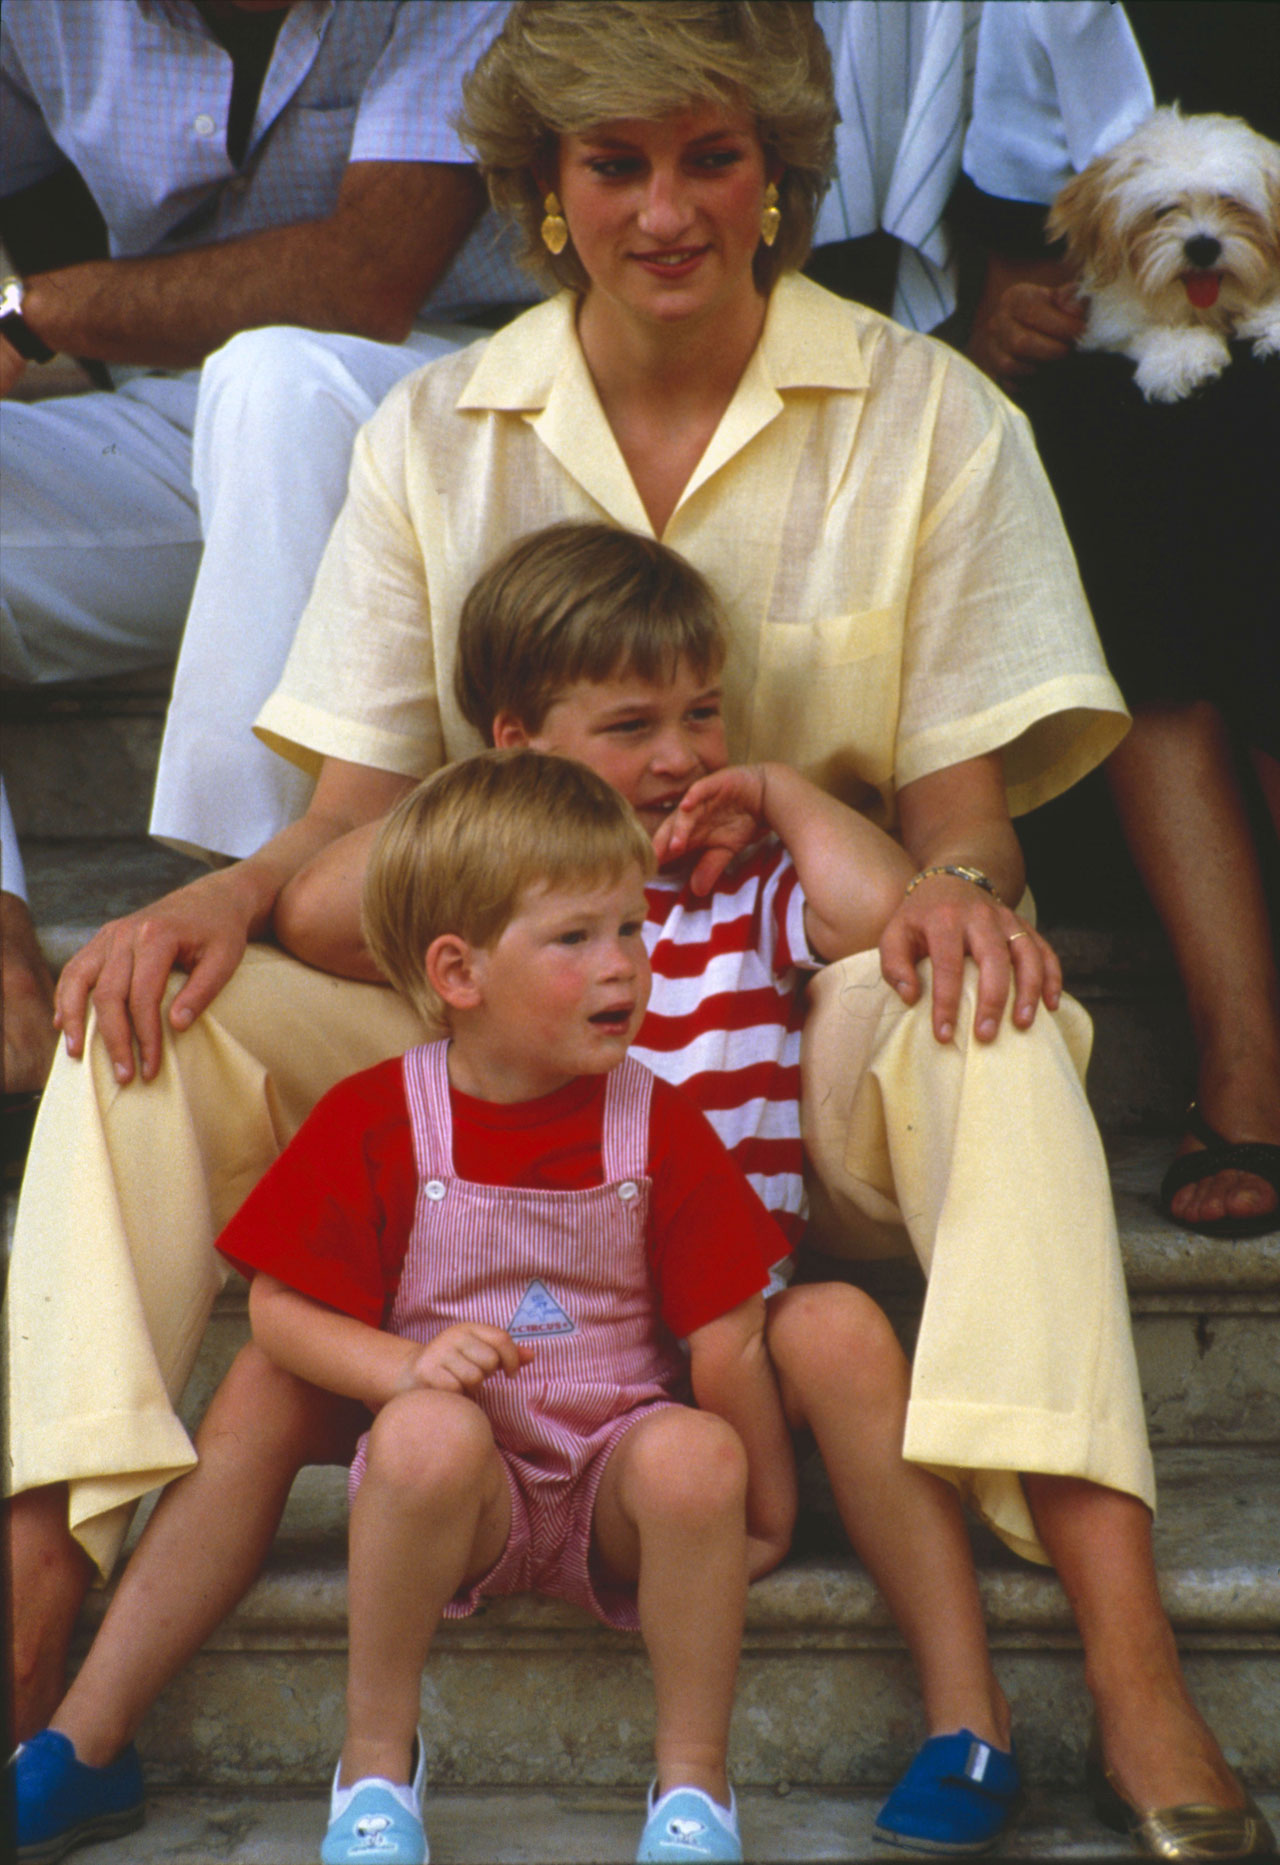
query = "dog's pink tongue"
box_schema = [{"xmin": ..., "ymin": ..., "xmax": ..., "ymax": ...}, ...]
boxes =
[{"xmin": 1184, "ymin": 272, "xmax": 1221, "ymax": 309}]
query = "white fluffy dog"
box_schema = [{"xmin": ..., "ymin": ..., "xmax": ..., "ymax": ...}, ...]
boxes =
[{"xmin": 1048, "ymin": 107, "xmax": 1280, "ymax": 402}]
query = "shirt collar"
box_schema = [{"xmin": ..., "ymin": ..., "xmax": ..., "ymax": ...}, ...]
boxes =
[
  {"xmin": 454, "ymin": 273, "xmax": 870, "ymax": 534},
  {"xmin": 457, "ymin": 272, "xmax": 871, "ymax": 414}
]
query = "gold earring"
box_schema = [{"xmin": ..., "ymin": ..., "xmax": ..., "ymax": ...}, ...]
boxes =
[
  {"xmin": 540, "ymin": 191, "xmax": 568, "ymax": 256},
  {"xmin": 760, "ymin": 181, "xmax": 781, "ymax": 248}
]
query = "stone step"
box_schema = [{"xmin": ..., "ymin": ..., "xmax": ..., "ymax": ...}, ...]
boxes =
[
  {"xmin": 3, "ymin": 669, "xmax": 173, "ymax": 843},
  {"xmin": 61, "ymin": 1784, "xmax": 1280, "ymax": 1864},
  {"xmin": 77, "ymin": 1446, "xmax": 1280, "ymax": 1795}
]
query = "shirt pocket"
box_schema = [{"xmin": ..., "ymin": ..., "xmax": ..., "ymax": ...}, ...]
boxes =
[{"xmin": 746, "ymin": 609, "xmax": 902, "ymax": 812}]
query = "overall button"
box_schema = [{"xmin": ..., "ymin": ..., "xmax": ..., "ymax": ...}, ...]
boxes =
[
  {"xmin": 424, "ymin": 1180, "xmax": 447, "ymax": 1201},
  {"xmin": 193, "ymin": 113, "xmax": 217, "ymax": 138},
  {"xmin": 617, "ymin": 1180, "xmax": 639, "ymax": 1203}
]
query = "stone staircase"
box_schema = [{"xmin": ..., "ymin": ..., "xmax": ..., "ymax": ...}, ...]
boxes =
[{"xmin": 6, "ymin": 676, "xmax": 1279, "ymax": 1862}]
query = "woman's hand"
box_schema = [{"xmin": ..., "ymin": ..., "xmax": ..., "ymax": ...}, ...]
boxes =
[
  {"xmin": 54, "ymin": 867, "xmax": 262, "ymax": 1085},
  {"xmin": 650, "ymin": 765, "xmax": 768, "ymax": 893},
  {"xmin": 395, "ymin": 1323, "xmax": 533, "ymax": 1398},
  {"xmin": 879, "ymin": 872, "xmax": 1062, "ymax": 1043}
]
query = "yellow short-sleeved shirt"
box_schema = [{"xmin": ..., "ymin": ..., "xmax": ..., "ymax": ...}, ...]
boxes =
[{"xmin": 258, "ymin": 274, "xmax": 1127, "ymax": 828}]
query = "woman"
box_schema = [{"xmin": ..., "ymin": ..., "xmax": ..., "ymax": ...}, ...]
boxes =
[{"xmin": 8, "ymin": 5, "xmax": 1266, "ymax": 1858}]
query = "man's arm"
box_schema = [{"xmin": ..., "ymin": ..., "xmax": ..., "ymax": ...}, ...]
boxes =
[
  {"xmin": 12, "ymin": 159, "xmax": 486, "ymax": 371},
  {"xmin": 688, "ymin": 1294, "xmax": 797, "ymax": 1580}
]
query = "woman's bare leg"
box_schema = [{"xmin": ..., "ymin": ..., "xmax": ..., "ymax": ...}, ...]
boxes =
[
  {"xmin": 7, "ymin": 1485, "xmax": 94, "ymax": 1740},
  {"xmin": 1024, "ymin": 1474, "xmax": 1243, "ymax": 1811},
  {"xmin": 46, "ymin": 1345, "xmax": 359, "ymax": 1767},
  {"xmin": 593, "ymin": 1407, "xmax": 750, "ymax": 1807},
  {"xmin": 767, "ymin": 1282, "xmax": 1010, "ymax": 1749},
  {"xmin": 341, "ymin": 1389, "xmax": 511, "ymax": 1789},
  {"xmin": 1106, "ymin": 701, "xmax": 1280, "ymax": 1227}
]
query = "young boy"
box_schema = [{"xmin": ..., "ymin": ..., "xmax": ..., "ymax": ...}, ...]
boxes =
[
  {"xmin": 222, "ymin": 750, "xmax": 797, "ymax": 1864},
  {"xmin": 448, "ymin": 521, "xmax": 1019, "ymax": 1855}
]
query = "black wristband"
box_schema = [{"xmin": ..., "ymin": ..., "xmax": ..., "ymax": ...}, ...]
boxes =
[{"xmin": 0, "ymin": 275, "xmax": 56, "ymax": 363}]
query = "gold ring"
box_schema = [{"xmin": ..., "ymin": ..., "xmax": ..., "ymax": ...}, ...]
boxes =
[{"xmin": 1007, "ymin": 930, "xmax": 1030, "ymax": 943}]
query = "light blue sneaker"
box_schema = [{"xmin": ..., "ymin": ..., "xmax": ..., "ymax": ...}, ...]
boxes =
[
  {"xmin": 320, "ymin": 1732, "xmax": 428, "ymax": 1863},
  {"xmin": 636, "ymin": 1783, "xmax": 742, "ymax": 1862}
]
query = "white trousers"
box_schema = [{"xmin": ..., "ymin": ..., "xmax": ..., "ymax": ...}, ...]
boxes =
[
  {"xmin": 0, "ymin": 324, "xmax": 474, "ymax": 867},
  {"xmin": 4, "ymin": 946, "xmax": 1154, "ymax": 1581}
]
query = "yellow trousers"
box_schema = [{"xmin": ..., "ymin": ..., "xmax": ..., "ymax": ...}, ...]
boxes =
[{"xmin": 5, "ymin": 944, "xmax": 1153, "ymax": 1578}]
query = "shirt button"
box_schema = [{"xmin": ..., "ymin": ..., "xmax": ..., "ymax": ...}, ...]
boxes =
[
  {"xmin": 194, "ymin": 113, "xmax": 217, "ymax": 137},
  {"xmin": 424, "ymin": 1180, "xmax": 446, "ymax": 1201},
  {"xmin": 618, "ymin": 1180, "xmax": 639, "ymax": 1203}
]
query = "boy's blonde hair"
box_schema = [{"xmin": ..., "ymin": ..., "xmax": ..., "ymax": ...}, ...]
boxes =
[
  {"xmin": 362, "ymin": 748, "xmax": 655, "ymax": 1027},
  {"xmin": 454, "ymin": 522, "xmax": 727, "ymax": 740},
  {"xmin": 459, "ymin": 1, "xmax": 834, "ymax": 295}
]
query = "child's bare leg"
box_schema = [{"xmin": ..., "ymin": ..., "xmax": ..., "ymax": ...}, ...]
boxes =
[
  {"xmin": 48, "ymin": 1343, "xmax": 359, "ymax": 1766},
  {"xmin": 341, "ymin": 1388, "xmax": 512, "ymax": 1789},
  {"xmin": 767, "ymin": 1283, "xmax": 1010, "ymax": 1747},
  {"xmin": 592, "ymin": 1406, "xmax": 749, "ymax": 1806},
  {"xmin": 7, "ymin": 1484, "xmax": 94, "ymax": 1740}
]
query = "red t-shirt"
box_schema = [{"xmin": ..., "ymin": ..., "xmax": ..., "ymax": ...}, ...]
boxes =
[{"xmin": 220, "ymin": 1057, "xmax": 784, "ymax": 1340}]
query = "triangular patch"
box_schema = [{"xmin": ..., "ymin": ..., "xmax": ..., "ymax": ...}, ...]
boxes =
[{"xmin": 508, "ymin": 1279, "xmax": 576, "ymax": 1339}]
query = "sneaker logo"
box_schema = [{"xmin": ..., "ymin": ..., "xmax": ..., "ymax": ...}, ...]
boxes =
[
  {"xmin": 351, "ymin": 1812, "xmax": 397, "ymax": 1851},
  {"xmin": 668, "ymin": 1816, "xmax": 710, "ymax": 1839},
  {"xmin": 508, "ymin": 1279, "xmax": 575, "ymax": 1339}
]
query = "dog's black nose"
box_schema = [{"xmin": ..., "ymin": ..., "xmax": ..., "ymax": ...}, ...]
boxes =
[{"xmin": 1185, "ymin": 234, "xmax": 1221, "ymax": 268}]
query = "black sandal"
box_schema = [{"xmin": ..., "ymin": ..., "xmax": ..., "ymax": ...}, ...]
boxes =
[{"xmin": 1159, "ymin": 1102, "xmax": 1280, "ymax": 1239}]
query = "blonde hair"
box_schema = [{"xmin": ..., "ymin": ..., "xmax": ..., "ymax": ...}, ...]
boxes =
[
  {"xmin": 362, "ymin": 749, "xmax": 655, "ymax": 1026},
  {"xmin": 459, "ymin": 0, "xmax": 835, "ymax": 293},
  {"xmin": 454, "ymin": 521, "xmax": 727, "ymax": 740}
]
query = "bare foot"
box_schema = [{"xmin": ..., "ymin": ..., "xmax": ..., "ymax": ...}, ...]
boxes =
[
  {"xmin": 1167, "ymin": 1048, "xmax": 1280, "ymax": 1230},
  {"xmin": 2, "ymin": 890, "xmax": 57, "ymax": 1094}
]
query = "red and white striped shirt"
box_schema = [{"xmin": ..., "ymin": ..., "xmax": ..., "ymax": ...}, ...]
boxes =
[{"xmin": 635, "ymin": 842, "xmax": 817, "ymax": 1247}]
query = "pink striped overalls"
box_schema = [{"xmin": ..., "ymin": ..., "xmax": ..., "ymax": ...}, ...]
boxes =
[{"xmin": 348, "ymin": 1042, "xmax": 687, "ymax": 1629}]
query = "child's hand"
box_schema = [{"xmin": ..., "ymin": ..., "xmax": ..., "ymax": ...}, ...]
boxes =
[
  {"xmin": 396, "ymin": 1323, "xmax": 532, "ymax": 1397},
  {"xmin": 650, "ymin": 766, "xmax": 769, "ymax": 895}
]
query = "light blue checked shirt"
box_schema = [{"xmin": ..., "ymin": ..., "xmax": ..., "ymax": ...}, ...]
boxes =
[{"xmin": 0, "ymin": 0, "xmax": 533, "ymax": 321}]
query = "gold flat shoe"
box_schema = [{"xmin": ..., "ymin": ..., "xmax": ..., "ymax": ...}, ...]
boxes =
[{"xmin": 1087, "ymin": 1737, "xmax": 1277, "ymax": 1859}]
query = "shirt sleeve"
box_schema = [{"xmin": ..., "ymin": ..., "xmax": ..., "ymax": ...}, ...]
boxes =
[
  {"xmin": 348, "ymin": 1, "xmax": 511, "ymax": 166},
  {"xmin": 963, "ymin": 0, "xmax": 1153, "ymax": 205},
  {"xmin": 217, "ymin": 1060, "xmax": 417, "ymax": 1327},
  {"xmin": 0, "ymin": 36, "xmax": 68, "ymax": 197},
  {"xmin": 645, "ymin": 1078, "xmax": 784, "ymax": 1338},
  {"xmin": 255, "ymin": 367, "xmax": 454, "ymax": 779},
  {"xmin": 893, "ymin": 347, "xmax": 1129, "ymax": 813}
]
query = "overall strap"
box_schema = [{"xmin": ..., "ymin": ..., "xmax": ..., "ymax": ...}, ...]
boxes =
[
  {"xmin": 601, "ymin": 1056, "xmax": 653, "ymax": 1184},
  {"xmin": 402, "ymin": 1041, "xmax": 456, "ymax": 1181}
]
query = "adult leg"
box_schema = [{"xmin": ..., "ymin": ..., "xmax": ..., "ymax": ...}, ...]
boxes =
[
  {"xmin": 1106, "ymin": 701, "xmax": 1280, "ymax": 1229},
  {"xmin": 340, "ymin": 1389, "xmax": 512, "ymax": 1790},
  {"xmin": 1024, "ymin": 1476, "xmax": 1245, "ymax": 1815},
  {"xmin": 766, "ymin": 1282, "xmax": 1010, "ymax": 1750},
  {"xmin": 0, "ymin": 375, "xmax": 201, "ymax": 1087},
  {"xmin": 150, "ymin": 324, "xmax": 476, "ymax": 863},
  {"xmin": 592, "ymin": 1407, "xmax": 750, "ymax": 1806}
]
